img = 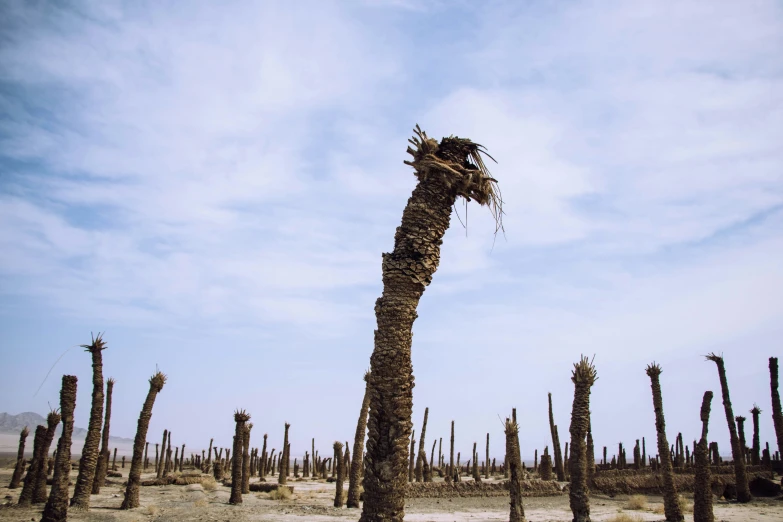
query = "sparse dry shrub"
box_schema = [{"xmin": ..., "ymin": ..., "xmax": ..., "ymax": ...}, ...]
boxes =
[
  {"xmin": 678, "ymin": 493, "xmax": 693, "ymax": 513},
  {"xmin": 625, "ymin": 494, "xmax": 647, "ymax": 510},
  {"xmin": 194, "ymin": 498, "xmax": 208, "ymax": 508},
  {"xmin": 606, "ymin": 514, "xmax": 644, "ymax": 522},
  {"xmin": 269, "ymin": 486, "xmax": 293, "ymax": 500},
  {"xmin": 201, "ymin": 475, "xmax": 217, "ymax": 491},
  {"xmin": 145, "ymin": 505, "xmax": 159, "ymax": 515}
]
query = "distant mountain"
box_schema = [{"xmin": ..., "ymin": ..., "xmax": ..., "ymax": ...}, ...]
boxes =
[{"xmin": 0, "ymin": 412, "xmax": 133, "ymax": 444}]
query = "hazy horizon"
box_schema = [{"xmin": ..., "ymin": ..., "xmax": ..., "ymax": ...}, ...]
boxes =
[{"xmin": 1, "ymin": 0, "xmax": 782, "ymax": 469}]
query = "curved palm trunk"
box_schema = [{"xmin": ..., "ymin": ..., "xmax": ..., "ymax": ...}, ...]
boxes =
[
  {"xmin": 92, "ymin": 377, "xmax": 114, "ymax": 494},
  {"xmin": 121, "ymin": 372, "xmax": 166, "ymax": 509},
  {"xmin": 505, "ymin": 419, "xmax": 526, "ymax": 522},
  {"xmin": 348, "ymin": 372, "xmax": 372, "ymax": 508},
  {"xmin": 229, "ymin": 410, "xmax": 249, "ymax": 505},
  {"xmin": 694, "ymin": 391, "xmax": 714, "ymax": 522},
  {"xmin": 569, "ymin": 356, "xmax": 597, "ymax": 522},
  {"xmin": 18, "ymin": 425, "xmax": 47, "ymax": 506},
  {"xmin": 548, "ymin": 393, "xmax": 565, "ymax": 481},
  {"xmin": 33, "ymin": 411, "xmax": 62, "ymax": 503},
  {"xmin": 706, "ymin": 354, "xmax": 751, "ymax": 502},
  {"xmin": 360, "ymin": 126, "xmax": 501, "ymax": 522},
  {"xmin": 8, "ymin": 426, "xmax": 29, "ymax": 489},
  {"xmin": 41, "ymin": 375, "xmax": 78, "ymax": 522},
  {"xmin": 71, "ymin": 333, "xmax": 107, "ymax": 510},
  {"xmin": 646, "ymin": 363, "xmax": 683, "ymax": 522},
  {"xmin": 769, "ymin": 358, "xmax": 783, "ymax": 459}
]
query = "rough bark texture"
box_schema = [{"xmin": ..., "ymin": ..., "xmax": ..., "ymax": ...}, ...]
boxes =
[
  {"xmin": 278, "ymin": 423, "xmax": 290, "ymax": 485},
  {"xmin": 334, "ymin": 441, "xmax": 346, "ymax": 507},
  {"xmin": 735, "ymin": 416, "xmax": 747, "ymax": 464},
  {"xmin": 360, "ymin": 127, "xmax": 501, "ymax": 522},
  {"xmin": 750, "ymin": 405, "xmax": 762, "ymax": 465},
  {"xmin": 121, "ymin": 372, "xmax": 166, "ymax": 509},
  {"xmin": 706, "ymin": 354, "xmax": 751, "ymax": 502},
  {"xmin": 569, "ymin": 356, "xmax": 596, "ymax": 522},
  {"xmin": 586, "ymin": 420, "xmax": 595, "ymax": 478},
  {"xmin": 41, "ymin": 375, "xmax": 78, "ymax": 522},
  {"xmin": 548, "ymin": 393, "xmax": 565, "ymax": 481},
  {"xmin": 540, "ymin": 447, "xmax": 553, "ymax": 480},
  {"xmin": 92, "ymin": 377, "xmax": 114, "ymax": 494},
  {"xmin": 33, "ymin": 411, "xmax": 62, "ymax": 503},
  {"xmin": 485, "ymin": 433, "xmax": 490, "ymax": 479},
  {"xmin": 447, "ymin": 421, "xmax": 455, "ymax": 483},
  {"xmin": 19, "ymin": 425, "xmax": 47, "ymax": 506},
  {"xmin": 505, "ymin": 420, "xmax": 527, "ymax": 522},
  {"xmin": 229, "ymin": 410, "xmax": 249, "ymax": 505},
  {"xmin": 646, "ymin": 363, "xmax": 684, "ymax": 522},
  {"xmin": 408, "ymin": 430, "xmax": 416, "ymax": 482},
  {"xmin": 415, "ymin": 407, "xmax": 428, "ymax": 482},
  {"xmin": 242, "ymin": 424, "xmax": 252, "ymax": 494},
  {"xmin": 694, "ymin": 391, "xmax": 714, "ymax": 522},
  {"xmin": 71, "ymin": 333, "xmax": 107, "ymax": 510},
  {"xmin": 348, "ymin": 372, "xmax": 371, "ymax": 508},
  {"xmin": 770, "ymin": 358, "xmax": 783, "ymax": 460},
  {"xmin": 9, "ymin": 426, "xmax": 29, "ymax": 489}
]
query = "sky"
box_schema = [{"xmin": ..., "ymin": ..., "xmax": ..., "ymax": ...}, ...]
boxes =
[{"xmin": 1, "ymin": 0, "xmax": 782, "ymax": 464}]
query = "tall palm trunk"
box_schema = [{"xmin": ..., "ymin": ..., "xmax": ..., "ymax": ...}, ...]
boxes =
[
  {"xmin": 8, "ymin": 426, "xmax": 29, "ymax": 489},
  {"xmin": 92, "ymin": 377, "xmax": 115, "ymax": 494},
  {"xmin": 334, "ymin": 441, "xmax": 346, "ymax": 507},
  {"xmin": 586, "ymin": 420, "xmax": 595, "ymax": 478},
  {"xmin": 120, "ymin": 371, "xmax": 166, "ymax": 509},
  {"xmin": 229, "ymin": 410, "xmax": 249, "ymax": 505},
  {"xmin": 505, "ymin": 419, "xmax": 527, "ymax": 522},
  {"xmin": 359, "ymin": 126, "xmax": 501, "ymax": 522},
  {"xmin": 448, "ymin": 421, "xmax": 455, "ymax": 483},
  {"xmin": 348, "ymin": 371, "xmax": 372, "ymax": 508},
  {"xmin": 278, "ymin": 423, "xmax": 290, "ymax": 485},
  {"xmin": 41, "ymin": 375, "xmax": 78, "ymax": 522},
  {"xmin": 157, "ymin": 429, "xmax": 167, "ymax": 478},
  {"xmin": 706, "ymin": 353, "xmax": 751, "ymax": 502},
  {"xmin": 694, "ymin": 391, "xmax": 714, "ymax": 522},
  {"xmin": 735, "ymin": 416, "xmax": 747, "ymax": 463},
  {"xmin": 71, "ymin": 333, "xmax": 107, "ymax": 510},
  {"xmin": 750, "ymin": 405, "xmax": 762, "ymax": 465},
  {"xmin": 415, "ymin": 407, "xmax": 429, "ymax": 482},
  {"xmin": 33, "ymin": 411, "xmax": 62, "ymax": 503},
  {"xmin": 646, "ymin": 363, "xmax": 683, "ymax": 522},
  {"xmin": 569, "ymin": 356, "xmax": 597, "ymax": 522},
  {"xmin": 242, "ymin": 423, "xmax": 252, "ymax": 494},
  {"xmin": 19, "ymin": 425, "xmax": 47, "ymax": 506},
  {"xmin": 548, "ymin": 393, "xmax": 565, "ymax": 481},
  {"xmin": 769, "ymin": 357, "xmax": 783, "ymax": 459}
]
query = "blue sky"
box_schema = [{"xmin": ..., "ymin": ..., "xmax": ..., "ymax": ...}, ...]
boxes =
[{"xmin": 1, "ymin": 0, "xmax": 782, "ymax": 463}]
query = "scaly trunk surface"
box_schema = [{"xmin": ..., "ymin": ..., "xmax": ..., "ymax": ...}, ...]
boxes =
[
  {"xmin": 694, "ymin": 391, "xmax": 714, "ymax": 522},
  {"xmin": 348, "ymin": 373, "xmax": 372, "ymax": 508},
  {"xmin": 9, "ymin": 427, "xmax": 29, "ymax": 489},
  {"xmin": 93, "ymin": 378, "xmax": 114, "ymax": 494},
  {"xmin": 41, "ymin": 375, "xmax": 77, "ymax": 522},
  {"xmin": 568, "ymin": 356, "xmax": 596, "ymax": 522}
]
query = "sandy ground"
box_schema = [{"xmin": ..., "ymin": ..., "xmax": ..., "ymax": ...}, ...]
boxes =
[{"xmin": 1, "ymin": 466, "xmax": 782, "ymax": 522}]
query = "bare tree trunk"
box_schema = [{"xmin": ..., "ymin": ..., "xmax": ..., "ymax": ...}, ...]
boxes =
[
  {"xmin": 242, "ymin": 424, "xmax": 252, "ymax": 494},
  {"xmin": 415, "ymin": 407, "xmax": 428, "ymax": 482},
  {"xmin": 33, "ymin": 411, "xmax": 62, "ymax": 503},
  {"xmin": 278, "ymin": 423, "xmax": 290, "ymax": 485},
  {"xmin": 548, "ymin": 393, "xmax": 565, "ymax": 481},
  {"xmin": 360, "ymin": 126, "xmax": 502, "ymax": 522},
  {"xmin": 568, "ymin": 356, "xmax": 596, "ymax": 522},
  {"xmin": 646, "ymin": 363, "xmax": 684, "ymax": 522},
  {"xmin": 120, "ymin": 372, "xmax": 167, "ymax": 509},
  {"xmin": 92, "ymin": 378, "xmax": 114, "ymax": 494},
  {"xmin": 8, "ymin": 427, "xmax": 29, "ymax": 489},
  {"xmin": 769, "ymin": 358, "xmax": 783, "ymax": 460},
  {"xmin": 229, "ymin": 410, "xmax": 250, "ymax": 505},
  {"xmin": 18, "ymin": 425, "xmax": 46, "ymax": 506},
  {"xmin": 41, "ymin": 375, "xmax": 78, "ymax": 522},
  {"xmin": 694, "ymin": 391, "xmax": 714, "ymax": 522},
  {"xmin": 706, "ymin": 353, "xmax": 751, "ymax": 503},
  {"xmin": 750, "ymin": 405, "xmax": 762, "ymax": 465},
  {"xmin": 71, "ymin": 333, "xmax": 107, "ymax": 510},
  {"xmin": 348, "ymin": 372, "xmax": 371, "ymax": 508},
  {"xmin": 334, "ymin": 442, "xmax": 345, "ymax": 507},
  {"xmin": 505, "ymin": 419, "xmax": 527, "ymax": 522}
]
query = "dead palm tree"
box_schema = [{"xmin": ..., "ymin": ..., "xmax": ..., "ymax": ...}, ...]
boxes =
[
  {"xmin": 157, "ymin": 429, "xmax": 167, "ymax": 478},
  {"xmin": 71, "ymin": 332, "xmax": 107, "ymax": 510},
  {"xmin": 242, "ymin": 423, "xmax": 252, "ymax": 494},
  {"xmin": 415, "ymin": 407, "xmax": 429, "ymax": 482},
  {"xmin": 569, "ymin": 356, "xmax": 597, "ymax": 522},
  {"xmin": 548, "ymin": 393, "xmax": 565, "ymax": 481},
  {"xmin": 278, "ymin": 423, "xmax": 290, "ymax": 485},
  {"xmin": 646, "ymin": 363, "xmax": 684, "ymax": 522},
  {"xmin": 229, "ymin": 410, "xmax": 250, "ymax": 505},
  {"xmin": 348, "ymin": 371, "xmax": 372, "ymax": 508},
  {"xmin": 41, "ymin": 375, "xmax": 78, "ymax": 522},
  {"xmin": 694, "ymin": 391, "xmax": 714, "ymax": 522},
  {"xmin": 33, "ymin": 410, "xmax": 62, "ymax": 503},
  {"xmin": 505, "ymin": 419, "xmax": 527, "ymax": 522},
  {"xmin": 750, "ymin": 405, "xmax": 762, "ymax": 465},
  {"xmin": 769, "ymin": 357, "xmax": 783, "ymax": 459},
  {"xmin": 8, "ymin": 426, "xmax": 29, "ymax": 489},
  {"xmin": 92, "ymin": 377, "xmax": 115, "ymax": 494},
  {"xmin": 735, "ymin": 416, "xmax": 747, "ymax": 463},
  {"xmin": 705, "ymin": 353, "xmax": 751, "ymax": 502},
  {"xmin": 18, "ymin": 425, "xmax": 47, "ymax": 506},
  {"xmin": 334, "ymin": 441, "xmax": 346, "ymax": 508},
  {"xmin": 360, "ymin": 125, "xmax": 502, "ymax": 522},
  {"xmin": 120, "ymin": 371, "xmax": 166, "ymax": 509}
]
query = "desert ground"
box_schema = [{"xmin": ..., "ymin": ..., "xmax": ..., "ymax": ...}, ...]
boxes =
[{"xmin": 2, "ymin": 464, "xmax": 782, "ymax": 522}]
